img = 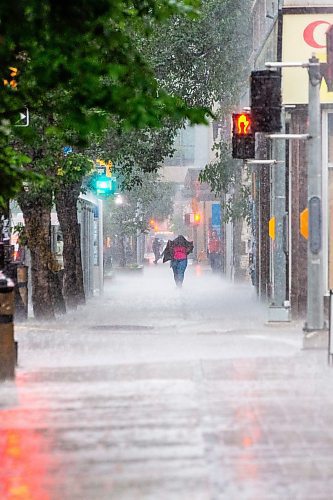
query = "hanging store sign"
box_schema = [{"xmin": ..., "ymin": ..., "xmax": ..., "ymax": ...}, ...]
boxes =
[{"xmin": 282, "ymin": 12, "xmax": 333, "ymax": 104}]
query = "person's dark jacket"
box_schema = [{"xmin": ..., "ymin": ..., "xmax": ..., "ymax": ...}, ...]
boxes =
[{"xmin": 163, "ymin": 236, "xmax": 193, "ymax": 263}]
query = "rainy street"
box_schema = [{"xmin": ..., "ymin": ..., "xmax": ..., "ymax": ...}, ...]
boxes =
[
  {"xmin": 1, "ymin": 263, "xmax": 333, "ymax": 500},
  {"xmin": 3, "ymin": 1, "xmax": 333, "ymax": 499}
]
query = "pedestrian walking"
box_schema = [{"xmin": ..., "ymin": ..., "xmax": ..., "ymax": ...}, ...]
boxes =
[
  {"xmin": 207, "ymin": 229, "xmax": 221, "ymax": 272},
  {"xmin": 163, "ymin": 235, "xmax": 193, "ymax": 287},
  {"xmin": 152, "ymin": 237, "xmax": 162, "ymax": 264}
]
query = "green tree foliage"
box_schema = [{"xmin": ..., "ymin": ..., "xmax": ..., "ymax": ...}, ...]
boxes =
[
  {"xmin": 143, "ymin": 0, "xmax": 252, "ymax": 219},
  {"xmin": 199, "ymin": 139, "xmax": 251, "ymax": 222},
  {"xmin": 85, "ymin": 122, "xmax": 179, "ymax": 188},
  {"xmin": 12, "ymin": 108, "xmax": 95, "ymax": 316},
  {"xmin": 0, "ymin": 0, "xmax": 212, "ymax": 206},
  {"xmin": 145, "ymin": 0, "xmax": 250, "ymax": 108},
  {"xmin": 104, "ymin": 169, "xmax": 174, "ymax": 238},
  {"xmin": 103, "ymin": 170, "xmax": 174, "ymax": 267}
]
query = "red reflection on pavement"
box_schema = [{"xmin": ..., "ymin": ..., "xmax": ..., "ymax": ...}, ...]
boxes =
[
  {"xmin": 194, "ymin": 264, "xmax": 202, "ymax": 277},
  {"xmin": 0, "ymin": 373, "xmax": 57, "ymax": 500},
  {"xmin": 242, "ymin": 435, "xmax": 253, "ymax": 448},
  {"xmin": 232, "ymin": 362, "xmax": 262, "ymax": 483}
]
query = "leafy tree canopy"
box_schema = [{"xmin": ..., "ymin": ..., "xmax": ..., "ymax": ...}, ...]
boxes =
[
  {"xmin": 145, "ymin": 0, "xmax": 250, "ymax": 108},
  {"xmin": 0, "ymin": 0, "xmax": 211, "ymax": 131},
  {"xmin": 85, "ymin": 120, "xmax": 179, "ymax": 190},
  {"xmin": 0, "ymin": 0, "xmax": 213, "ymax": 207},
  {"xmin": 104, "ymin": 169, "xmax": 174, "ymax": 238},
  {"xmin": 199, "ymin": 139, "xmax": 251, "ymax": 222}
]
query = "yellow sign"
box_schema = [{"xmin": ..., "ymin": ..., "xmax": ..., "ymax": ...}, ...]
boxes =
[
  {"xmin": 300, "ymin": 208, "xmax": 309, "ymax": 239},
  {"xmin": 269, "ymin": 217, "xmax": 275, "ymax": 240},
  {"xmin": 96, "ymin": 159, "xmax": 112, "ymax": 177},
  {"xmin": 282, "ymin": 13, "xmax": 333, "ymax": 104}
]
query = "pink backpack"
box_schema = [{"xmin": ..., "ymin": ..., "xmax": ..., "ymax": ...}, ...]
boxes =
[{"xmin": 173, "ymin": 246, "xmax": 187, "ymax": 260}]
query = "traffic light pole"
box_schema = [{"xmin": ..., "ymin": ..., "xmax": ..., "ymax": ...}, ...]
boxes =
[
  {"xmin": 266, "ymin": 58, "xmax": 325, "ymax": 330},
  {"xmin": 268, "ymin": 112, "xmax": 288, "ymax": 321},
  {"xmin": 305, "ymin": 57, "xmax": 324, "ymax": 331}
]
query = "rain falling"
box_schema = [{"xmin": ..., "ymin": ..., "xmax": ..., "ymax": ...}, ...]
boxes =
[{"xmin": 2, "ymin": 1, "xmax": 333, "ymax": 499}]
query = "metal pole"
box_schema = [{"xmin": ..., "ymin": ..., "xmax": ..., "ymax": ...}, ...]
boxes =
[
  {"xmin": 193, "ymin": 225, "xmax": 198, "ymax": 261},
  {"xmin": 305, "ymin": 56, "xmax": 325, "ymax": 331},
  {"xmin": 329, "ymin": 290, "xmax": 332, "ymax": 364},
  {"xmin": 136, "ymin": 231, "xmax": 139, "ymax": 265},
  {"xmin": 256, "ymin": 133, "xmax": 270, "ymax": 301},
  {"xmin": 98, "ymin": 199, "xmax": 104, "ymax": 295},
  {"xmin": 268, "ymin": 109, "xmax": 288, "ymax": 321}
]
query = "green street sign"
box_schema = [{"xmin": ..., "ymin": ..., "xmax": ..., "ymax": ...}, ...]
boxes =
[{"xmin": 95, "ymin": 176, "xmax": 118, "ymax": 197}]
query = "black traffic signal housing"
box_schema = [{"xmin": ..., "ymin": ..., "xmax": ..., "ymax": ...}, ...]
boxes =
[
  {"xmin": 232, "ymin": 112, "xmax": 255, "ymax": 159},
  {"xmin": 250, "ymin": 70, "xmax": 281, "ymax": 133}
]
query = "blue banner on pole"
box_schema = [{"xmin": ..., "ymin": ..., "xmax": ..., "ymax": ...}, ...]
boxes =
[{"xmin": 212, "ymin": 203, "xmax": 221, "ymax": 226}]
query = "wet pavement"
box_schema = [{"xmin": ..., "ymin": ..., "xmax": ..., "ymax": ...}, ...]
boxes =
[{"xmin": 1, "ymin": 262, "xmax": 333, "ymax": 499}]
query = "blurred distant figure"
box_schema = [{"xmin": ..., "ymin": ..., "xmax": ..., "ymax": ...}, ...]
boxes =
[
  {"xmin": 197, "ymin": 249, "xmax": 206, "ymax": 262},
  {"xmin": 163, "ymin": 235, "xmax": 193, "ymax": 287},
  {"xmin": 152, "ymin": 237, "xmax": 162, "ymax": 264},
  {"xmin": 207, "ymin": 230, "xmax": 221, "ymax": 272}
]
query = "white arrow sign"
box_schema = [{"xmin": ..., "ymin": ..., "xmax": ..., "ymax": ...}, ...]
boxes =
[{"xmin": 15, "ymin": 107, "xmax": 29, "ymax": 127}]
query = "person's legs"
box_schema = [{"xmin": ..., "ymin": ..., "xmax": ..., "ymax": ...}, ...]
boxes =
[
  {"xmin": 171, "ymin": 260, "xmax": 179, "ymax": 284},
  {"xmin": 177, "ymin": 259, "xmax": 187, "ymax": 286},
  {"xmin": 211, "ymin": 253, "xmax": 217, "ymax": 270},
  {"xmin": 210, "ymin": 253, "xmax": 220, "ymax": 272}
]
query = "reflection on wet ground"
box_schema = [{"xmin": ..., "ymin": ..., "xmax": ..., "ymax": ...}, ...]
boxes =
[
  {"xmin": 0, "ymin": 373, "xmax": 60, "ymax": 499},
  {"xmin": 1, "ymin": 264, "xmax": 332, "ymax": 499}
]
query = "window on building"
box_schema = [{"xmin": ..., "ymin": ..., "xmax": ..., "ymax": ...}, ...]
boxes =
[{"xmin": 164, "ymin": 126, "xmax": 195, "ymax": 167}]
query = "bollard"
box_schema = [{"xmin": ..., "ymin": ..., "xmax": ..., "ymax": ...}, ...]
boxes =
[{"xmin": 0, "ymin": 273, "xmax": 16, "ymax": 380}]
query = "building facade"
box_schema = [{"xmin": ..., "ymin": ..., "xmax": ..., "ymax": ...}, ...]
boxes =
[{"xmin": 250, "ymin": 0, "xmax": 333, "ymax": 318}]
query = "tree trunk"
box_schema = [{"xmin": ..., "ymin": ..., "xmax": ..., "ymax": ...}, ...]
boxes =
[
  {"xmin": 55, "ymin": 183, "xmax": 85, "ymax": 309},
  {"xmin": 18, "ymin": 195, "xmax": 55, "ymax": 320}
]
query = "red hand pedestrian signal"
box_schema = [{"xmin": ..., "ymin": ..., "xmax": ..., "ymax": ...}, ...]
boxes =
[
  {"xmin": 233, "ymin": 113, "xmax": 252, "ymax": 135},
  {"xmin": 232, "ymin": 112, "xmax": 255, "ymax": 159}
]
